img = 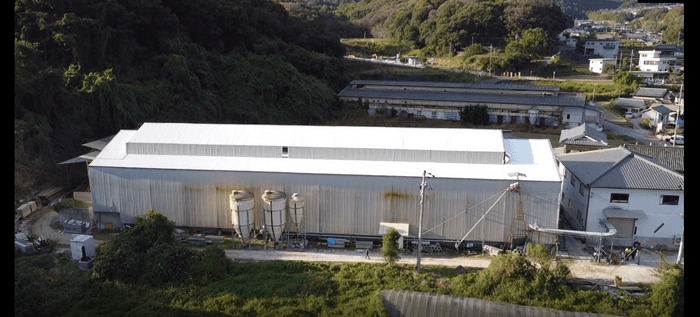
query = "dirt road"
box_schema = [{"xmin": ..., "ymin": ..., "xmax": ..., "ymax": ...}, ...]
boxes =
[
  {"xmin": 16, "ymin": 206, "xmax": 80, "ymax": 246},
  {"xmin": 224, "ymin": 243, "xmax": 667, "ymax": 285},
  {"xmin": 17, "ymin": 207, "xmax": 676, "ymax": 285}
]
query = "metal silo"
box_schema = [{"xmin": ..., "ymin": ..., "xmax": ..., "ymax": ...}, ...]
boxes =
[
  {"xmin": 288, "ymin": 193, "xmax": 306, "ymax": 249},
  {"xmin": 289, "ymin": 193, "xmax": 305, "ymax": 230},
  {"xmin": 262, "ymin": 190, "xmax": 287, "ymax": 243},
  {"xmin": 229, "ymin": 190, "xmax": 255, "ymax": 241}
]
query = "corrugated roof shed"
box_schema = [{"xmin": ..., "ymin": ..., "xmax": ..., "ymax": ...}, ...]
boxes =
[
  {"xmin": 349, "ymin": 80, "xmax": 561, "ymax": 92},
  {"xmin": 82, "ymin": 135, "xmax": 115, "ymax": 151},
  {"xmin": 338, "ymin": 86, "xmax": 586, "ymax": 107},
  {"xmin": 559, "ymin": 124, "xmax": 608, "ymax": 146},
  {"xmin": 633, "ymin": 87, "xmax": 669, "ymax": 99},
  {"xmin": 613, "ymin": 98, "xmax": 647, "ymax": 109},
  {"xmin": 90, "ymin": 124, "xmax": 562, "ymax": 182},
  {"xmin": 380, "ymin": 290, "xmax": 623, "ymax": 317},
  {"xmin": 126, "ymin": 122, "xmax": 504, "ymax": 153},
  {"xmin": 556, "ymin": 147, "xmax": 683, "ymax": 190},
  {"xmin": 650, "ymin": 104, "xmax": 672, "ymax": 115}
]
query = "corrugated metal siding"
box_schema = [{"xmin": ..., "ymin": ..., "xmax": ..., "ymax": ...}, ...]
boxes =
[
  {"xmin": 380, "ymin": 290, "xmax": 623, "ymax": 317},
  {"xmin": 89, "ymin": 167, "xmax": 560, "ymax": 244}
]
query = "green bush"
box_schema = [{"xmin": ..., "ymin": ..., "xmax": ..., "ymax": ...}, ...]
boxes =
[
  {"xmin": 459, "ymin": 104, "xmax": 490, "ymax": 125},
  {"xmin": 91, "ymin": 210, "xmax": 196, "ymax": 286},
  {"xmin": 651, "ymin": 261, "xmax": 684, "ymax": 317},
  {"xmin": 382, "ymin": 228, "xmax": 400, "ymax": 265}
]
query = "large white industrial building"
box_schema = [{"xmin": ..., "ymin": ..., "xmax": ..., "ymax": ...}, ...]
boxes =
[{"xmin": 88, "ymin": 123, "xmax": 563, "ymax": 247}]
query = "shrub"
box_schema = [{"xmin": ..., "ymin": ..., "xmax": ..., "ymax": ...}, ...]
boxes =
[
  {"xmin": 382, "ymin": 228, "xmax": 400, "ymax": 265},
  {"xmin": 651, "ymin": 261, "xmax": 684, "ymax": 317},
  {"xmin": 91, "ymin": 210, "xmax": 196, "ymax": 286}
]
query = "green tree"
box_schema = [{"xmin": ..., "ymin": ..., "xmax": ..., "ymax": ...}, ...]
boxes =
[
  {"xmin": 91, "ymin": 210, "xmax": 195, "ymax": 285},
  {"xmin": 463, "ymin": 43, "xmax": 484, "ymax": 59},
  {"xmin": 613, "ymin": 71, "xmax": 642, "ymax": 86},
  {"xmin": 459, "ymin": 104, "xmax": 490, "ymax": 125},
  {"xmin": 382, "ymin": 228, "xmax": 401, "ymax": 265},
  {"xmin": 505, "ymin": 27, "xmax": 547, "ymax": 61},
  {"xmin": 651, "ymin": 260, "xmax": 684, "ymax": 317}
]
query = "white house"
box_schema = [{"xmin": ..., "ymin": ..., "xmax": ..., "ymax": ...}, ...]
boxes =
[
  {"xmin": 641, "ymin": 103, "xmax": 673, "ymax": 131},
  {"xmin": 556, "ymin": 147, "xmax": 684, "ymax": 250},
  {"xmin": 638, "ymin": 50, "xmax": 681, "ymax": 73},
  {"xmin": 580, "ymin": 39, "xmax": 620, "ymax": 58},
  {"xmin": 589, "ymin": 58, "xmax": 617, "ymax": 73}
]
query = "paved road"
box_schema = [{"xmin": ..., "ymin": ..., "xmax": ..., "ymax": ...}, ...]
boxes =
[{"xmin": 592, "ymin": 101, "xmax": 672, "ymax": 147}]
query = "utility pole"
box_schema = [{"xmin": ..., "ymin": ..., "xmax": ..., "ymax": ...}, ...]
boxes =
[
  {"xmin": 629, "ymin": 49, "xmax": 634, "ymax": 72},
  {"xmin": 416, "ymin": 170, "xmax": 434, "ymax": 273},
  {"xmin": 489, "ymin": 45, "xmax": 493, "ymax": 77},
  {"xmin": 673, "ymin": 83, "xmax": 682, "ymax": 146},
  {"xmin": 676, "ymin": 213, "xmax": 684, "ymax": 265}
]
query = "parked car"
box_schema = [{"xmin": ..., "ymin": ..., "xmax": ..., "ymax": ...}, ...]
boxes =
[{"xmin": 667, "ymin": 135, "xmax": 684, "ymax": 145}]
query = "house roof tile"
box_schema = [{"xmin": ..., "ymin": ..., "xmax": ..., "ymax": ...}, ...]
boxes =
[{"xmin": 556, "ymin": 147, "xmax": 683, "ymax": 190}]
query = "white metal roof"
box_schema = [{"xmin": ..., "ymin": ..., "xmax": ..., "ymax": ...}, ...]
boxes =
[
  {"xmin": 90, "ymin": 125, "xmax": 561, "ymax": 182},
  {"xmin": 128, "ymin": 122, "xmax": 505, "ymax": 153}
]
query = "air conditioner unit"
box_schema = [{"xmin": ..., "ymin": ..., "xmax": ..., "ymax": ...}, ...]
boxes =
[{"xmin": 673, "ymin": 236, "xmax": 682, "ymax": 246}]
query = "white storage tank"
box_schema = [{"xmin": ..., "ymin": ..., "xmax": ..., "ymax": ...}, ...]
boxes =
[
  {"xmin": 528, "ymin": 109, "xmax": 539, "ymax": 125},
  {"xmin": 262, "ymin": 190, "xmax": 287, "ymax": 242},
  {"xmin": 70, "ymin": 234, "xmax": 95, "ymax": 261},
  {"xmin": 230, "ymin": 190, "xmax": 255, "ymax": 240},
  {"xmin": 288, "ymin": 193, "xmax": 305, "ymax": 231}
]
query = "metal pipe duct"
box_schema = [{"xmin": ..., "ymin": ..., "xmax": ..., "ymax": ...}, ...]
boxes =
[{"xmin": 528, "ymin": 218, "xmax": 617, "ymax": 237}]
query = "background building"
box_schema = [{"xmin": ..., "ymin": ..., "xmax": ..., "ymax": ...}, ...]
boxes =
[{"xmin": 338, "ymin": 80, "xmax": 591, "ymax": 128}]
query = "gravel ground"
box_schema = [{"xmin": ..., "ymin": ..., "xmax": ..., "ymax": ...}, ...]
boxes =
[
  {"xmin": 223, "ymin": 239, "xmax": 674, "ymax": 285},
  {"xmin": 17, "ymin": 206, "xmax": 680, "ymax": 285}
]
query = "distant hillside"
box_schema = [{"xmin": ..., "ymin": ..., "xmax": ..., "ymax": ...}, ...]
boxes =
[
  {"xmin": 555, "ymin": 0, "xmax": 629, "ymax": 19},
  {"xmin": 14, "ymin": 0, "xmax": 352, "ymax": 201}
]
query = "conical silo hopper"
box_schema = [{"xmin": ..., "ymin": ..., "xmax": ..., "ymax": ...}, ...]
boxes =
[
  {"xmin": 262, "ymin": 190, "xmax": 287, "ymax": 242},
  {"xmin": 288, "ymin": 193, "xmax": 305, "ymax": 232},
  {"xmin": 230, "ymin": 190, "xmax": 255, "ymax": 240}
]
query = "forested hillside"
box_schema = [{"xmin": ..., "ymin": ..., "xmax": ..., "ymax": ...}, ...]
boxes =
[
  {"xmin": 14, "ymin": 0, "xmax": 350, "ymax": 200},
  {"xmin": 334, "ymin": 0, "xmax": 569, "ymax": 55}
]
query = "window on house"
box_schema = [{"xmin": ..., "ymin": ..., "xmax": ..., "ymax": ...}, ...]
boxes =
[
  {"xmin": 610, "ymin": 193, "xmax": 629, "ymax": 203},
  {"xmin": 566, "ymin": 114, "xmax": 570, "ymax": 120},
  {"xmin": 577, "ymin": 210, "xmax": 582, "ymax": 222},
  {"xmin": 570, "ymin": 174, "xmax": 575, "ymax": 185},
  {"xmin": 282, "ymin": 146, "xmax": 289, "ymax": 158},
  {"xmin": 431, "ymin": 111, "xmax": 437, "ymax": 119},
  {"xmin": 660, "ymin": 195, "xmax": 679, "ymax": 205},
  {"xmin": 579, "ymin": 183, "xmax": 585, "ymax": 196},
  {"xmin": 568, "ymin": 199, "xmax": 573, "ymax": 210}
]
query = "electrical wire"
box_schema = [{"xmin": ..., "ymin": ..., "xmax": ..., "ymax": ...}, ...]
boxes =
[{"xmin": 422, "ymin": 187, "xmax": 510, "ymax": 235}]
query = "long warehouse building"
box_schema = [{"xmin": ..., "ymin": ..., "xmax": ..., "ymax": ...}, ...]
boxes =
[
  {"xmin": 88, "ymin": 123, "xmax": 563, "ymax": 246},
  {"xmin": 338, "ymin": 80, "xmax": 596, "ymax": 129}
]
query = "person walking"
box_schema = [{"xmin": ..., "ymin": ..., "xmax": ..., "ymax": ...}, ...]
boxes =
[{"xmin": 365, "ymin": 248, "xmax": 371, "ymax": 260}]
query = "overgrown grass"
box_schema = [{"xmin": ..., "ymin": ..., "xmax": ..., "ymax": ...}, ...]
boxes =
[
  {"xmin": 340, "ymin": 38, "xmax": 414, "ymax": 59},
  {"xmin": 17, "ymin": 250, "xmax": 675, "ymax": 317}
]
